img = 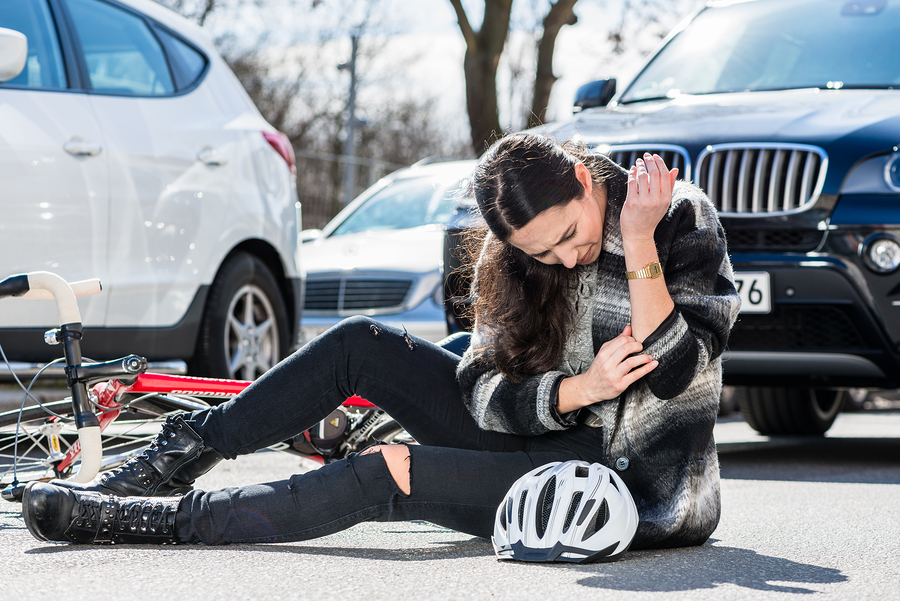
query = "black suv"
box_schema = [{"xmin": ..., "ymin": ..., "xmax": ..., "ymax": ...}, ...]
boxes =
[{"xmin": 446, "ymin": 0, "xmax": 900, "ymax": 436}]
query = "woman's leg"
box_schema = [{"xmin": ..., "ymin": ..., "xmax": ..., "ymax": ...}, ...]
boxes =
[
  {"xmin": 52, "ymin": 317, "xmax": 523, "ymax": 499},
  {"xmin": 189, "ymin": 315, "xmax": 526, "ymax": 458},
  {"xmin": 175, "ymin": 444, "xmax": 579, "ymax": 545}
]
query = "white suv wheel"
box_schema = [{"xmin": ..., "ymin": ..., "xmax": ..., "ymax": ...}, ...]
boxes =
[
  {"xmin": 192, "ymin": 252, "xmax": 290, "ymax": 380},
  {"xmin": 225, "ymin": 283, "xmax": 280, "ymax": 380}
]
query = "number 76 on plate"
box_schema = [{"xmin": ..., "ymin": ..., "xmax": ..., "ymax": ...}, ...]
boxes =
[{"xmin": 734, "ymin": 272, "xmax": 771, "ymax": 314}]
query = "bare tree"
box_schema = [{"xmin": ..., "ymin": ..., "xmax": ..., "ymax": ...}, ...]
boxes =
[
  {"xmin": 449, "ymin": 0, "xmax": 581, "ymax": 151},
  {"xmin": 448, "ymin": 0, "xmax": 514, "ymax": 155},
  {"xmin": 528, "ymin": 0, "xmax": 577, "ymax": 128}
]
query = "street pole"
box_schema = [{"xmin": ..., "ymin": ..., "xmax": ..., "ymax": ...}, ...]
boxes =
[{"xmin": 340, "ymin": 33, "xmax": 359, "ymax": 206}]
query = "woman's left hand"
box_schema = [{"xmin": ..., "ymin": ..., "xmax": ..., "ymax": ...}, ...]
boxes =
[{"xmin": 620, "ymin": 153, "xmax": 678, "ymax": 243}]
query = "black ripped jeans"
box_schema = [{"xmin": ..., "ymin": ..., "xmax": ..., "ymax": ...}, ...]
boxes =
[{"xmin": 174, "ymin": 316, "xmax": 606, "ymax": 545}]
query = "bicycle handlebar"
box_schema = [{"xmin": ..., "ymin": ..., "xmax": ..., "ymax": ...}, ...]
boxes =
[
  {"xmin": 0, "ymin": 271, "xmax": 104, "ymax": 483},
  {"xmin": 0, "ymin": 272, "xmax": 102, "ymax": 325}
]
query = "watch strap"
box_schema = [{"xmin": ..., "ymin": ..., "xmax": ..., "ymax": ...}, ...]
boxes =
[{"xmin": 626, "ymin": 261, "xmax": 663, "ymax": 280}]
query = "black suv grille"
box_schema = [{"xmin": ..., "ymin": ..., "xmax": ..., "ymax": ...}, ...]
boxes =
[
  {"xmin": 697, "ymin": 144, "xmax": 827, "ymax": 214},
  {"xmin": 729, "ymin": 305, "xmax": 866, "ymax": 351},
  {"xmin": 606, "ymin": 145, "xmax": 691, "ymax": 179},
  {"xmin": 304, "ymin": 277, "xmax": 413, "ymax": 312},
  {"xmin": 725, "ymin": 228, "xmax": 824, "ymax": 252}
]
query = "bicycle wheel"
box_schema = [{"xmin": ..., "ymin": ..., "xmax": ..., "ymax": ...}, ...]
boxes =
[
  {"xmin": 0, "ymin": 393, "xmax": 210, "ymax": 492},
  {"xmin": 369, "ymin": 419, "xmax": 414, "ymax": 445}
]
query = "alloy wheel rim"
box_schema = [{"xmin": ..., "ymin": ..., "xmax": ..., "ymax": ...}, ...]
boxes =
[{"xmin": 224, "ymin": 284, "xmax": 279, "ymax": 380}]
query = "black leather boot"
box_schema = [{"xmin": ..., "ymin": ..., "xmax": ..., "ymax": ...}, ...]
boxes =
[
  {"xmin": 54, "ymin": 414, "xmax": 223, "ymax": 497},
  {"xmin": 22, "ymin": 481, "xmax": 181, "ymax": 544}
]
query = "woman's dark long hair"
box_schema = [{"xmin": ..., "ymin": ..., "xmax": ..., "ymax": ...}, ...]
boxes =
[{"xmin": 468, "ymin": 132, "xmax": 616, "ymax": 381}]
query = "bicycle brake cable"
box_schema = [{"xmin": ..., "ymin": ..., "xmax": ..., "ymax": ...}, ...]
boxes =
[{"xmin": 1, "ymin": 340, "xmax": 69, "ymax": 487}]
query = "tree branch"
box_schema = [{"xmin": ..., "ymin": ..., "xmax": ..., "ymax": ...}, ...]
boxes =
[
  {"xmin": 529, "ymin": 0, "xmax": 578, "ymax": 127},
  {"xmin": 448, "ymin": 0, "xmax": 476, "ymax": 47}
]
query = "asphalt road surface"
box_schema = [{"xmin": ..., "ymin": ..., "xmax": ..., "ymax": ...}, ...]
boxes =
[{"xmin": 1, "ymin": 410, "xmax": 897, "ymax": 601}]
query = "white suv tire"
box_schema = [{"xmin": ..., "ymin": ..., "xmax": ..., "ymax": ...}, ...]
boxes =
[{"xmin": 191, "ymin": 252, "xmax": 290, "ymax": 380}]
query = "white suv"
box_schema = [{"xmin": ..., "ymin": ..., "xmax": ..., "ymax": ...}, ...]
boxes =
[{"xmin": 0, "ymin": 0, "xmax": 303, "ymax": 380}]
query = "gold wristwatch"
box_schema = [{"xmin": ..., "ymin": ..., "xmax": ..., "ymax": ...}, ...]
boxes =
[{"xmin": 625, "ymin": 261, "xmax": 663, "ymax": 280}]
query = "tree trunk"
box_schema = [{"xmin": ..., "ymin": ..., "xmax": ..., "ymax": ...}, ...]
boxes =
[
  {"xmin": 450, "ymin": 0, "xmax": 513, "ymax": 155},
  {"xmin": 529, "ymin": 0, "xmax": 578, "ymax": 128}
]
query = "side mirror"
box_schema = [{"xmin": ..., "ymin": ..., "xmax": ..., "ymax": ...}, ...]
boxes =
[
  {"xmin": 300, "ymin": 229, "xmax": 322, "ymax": 243},
  {"xmin": 573, "ymin": 78, "xmax": 617, "ymax": 113},
  {"xmin": 0, "ymin": 28, "xmax": 28, "ymax": 83}
]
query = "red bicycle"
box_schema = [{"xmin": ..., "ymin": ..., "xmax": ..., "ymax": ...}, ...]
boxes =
[{"xmin": 0, "ymin": 272, "xmax": 408, "ymax": 502}]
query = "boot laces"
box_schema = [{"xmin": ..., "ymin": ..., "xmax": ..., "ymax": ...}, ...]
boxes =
[
  {"xmin": 114, "ymin": 498, "xmax": 176, "ymax": 535},
  {"xmin": 74, "ymin": 496, "xmax": 102, "ymax": 528},
  {"xmin": 103, "ymin": 417, "xmax": 181, "ymax": 477}
]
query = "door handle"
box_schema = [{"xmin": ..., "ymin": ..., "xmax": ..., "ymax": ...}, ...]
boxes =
[
  {"xmin": 63, "ymin": 137, "xmax": 102, "ymax": 157},
  {"xmin": 197, "ymin": 147, "xmax": 226, "ymax": 166}
]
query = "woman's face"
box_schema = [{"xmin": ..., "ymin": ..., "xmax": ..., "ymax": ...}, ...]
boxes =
[{"xmin": 507, "ymin": 163, "xmax": 607, "ymax": 269}]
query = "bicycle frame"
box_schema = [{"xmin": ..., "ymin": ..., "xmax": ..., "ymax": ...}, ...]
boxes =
[{"xmin": 49, "ymin": 373, "xmax": 379, "ymax": 473}]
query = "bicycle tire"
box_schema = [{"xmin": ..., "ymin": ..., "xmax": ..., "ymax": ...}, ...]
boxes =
[
  {"xmin": 0, "ymin": 394, "xmax": 207, "ymax": 491},
  {"xmin": 367, "ymin": 419, "xmax": 414, "ymax": 447}
]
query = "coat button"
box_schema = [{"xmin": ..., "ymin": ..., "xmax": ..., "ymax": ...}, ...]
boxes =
[{"xmin": 615, "ymin": 457, "xmax": 630, "ymax": 471}]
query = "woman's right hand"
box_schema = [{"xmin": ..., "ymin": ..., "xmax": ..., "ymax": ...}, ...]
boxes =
[{"xmin": 557, "ymin": 325, "xmax": 658, "ymax": 412}]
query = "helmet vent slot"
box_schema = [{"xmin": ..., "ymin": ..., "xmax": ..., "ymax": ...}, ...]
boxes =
[
  {"xmin": 517, "ymin": 490, "xmax": 528, "ymax": 530},
  {"xmin": 562, "ymin": 491, "xmax": 583, "ymax": 533},
  {"xmin": 535, "ymin": 476, "xmax": 556, "ymax": 539},
  {"xmin": 575, "ymin": 466, "xmax": 589, "ymax": 478},
  {"xmin": 582, "ymin": 499, "xmax": 610, "ymax": 542},
  {"xmin": 534, "ymin": 465, "xmax": 554, "ymax": 477}
]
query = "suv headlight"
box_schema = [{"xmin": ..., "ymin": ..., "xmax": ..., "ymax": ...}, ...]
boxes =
[
  {"xmin": 840, "ymin": 150, "xmax": 900, "ymax": 194},
  {"xmin": 885, "ymin": 152, "xmax": 900, "ymax": 192}
]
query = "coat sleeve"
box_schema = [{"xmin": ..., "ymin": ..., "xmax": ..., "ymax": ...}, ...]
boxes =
[
  {"xmin": 638, "ymin": 182, "xmax": 741, "ymax": 400},
  {"xmin": 456, "ymin": 326, "xmax": 570, "ymax": 435},
  {"xmin": 454, "ymin": 230, "xmax": 572, "ymax": 436}
]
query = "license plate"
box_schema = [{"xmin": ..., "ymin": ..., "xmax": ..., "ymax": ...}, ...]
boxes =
[{"xmin": 734, "ymin": 271, "xmax": 771, "ymax": 313}]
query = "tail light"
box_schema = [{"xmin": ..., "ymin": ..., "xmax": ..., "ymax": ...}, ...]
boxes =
[{"xmin": 262, "ymin": 130, "xmax": 296, "ymax": 177}]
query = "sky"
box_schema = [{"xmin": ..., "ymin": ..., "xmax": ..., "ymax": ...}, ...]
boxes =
[{"xmin": 196, "ymin": 0, "xmax": 705, "ymax": 135}]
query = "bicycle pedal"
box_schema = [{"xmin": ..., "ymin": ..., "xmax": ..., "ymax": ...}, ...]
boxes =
[{"xmin": 1, "ymin": 484, "xmax": 25, "ymax": 503}]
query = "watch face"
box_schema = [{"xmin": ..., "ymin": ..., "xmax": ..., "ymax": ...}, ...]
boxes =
[{"xmin": 649, "ymin": 262, "xmax": 662, "ymax": 277}]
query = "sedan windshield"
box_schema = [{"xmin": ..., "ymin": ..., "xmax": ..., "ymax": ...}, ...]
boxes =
[
  {"xmin": 621, "ymin": 0, "xmax": 900, "ymax": 103},
  {"xmin": 330, "ymin": 176, "xmax": 462, "ymax": 237}
]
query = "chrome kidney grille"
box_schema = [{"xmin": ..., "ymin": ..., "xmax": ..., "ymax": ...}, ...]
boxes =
[
  {"xmin": 696, "ymin": 144, "xmax": 828, "ymax": 215},
  {"xmin": 605, "ymin": 144, "xmax": 692, "ymax": 180}
]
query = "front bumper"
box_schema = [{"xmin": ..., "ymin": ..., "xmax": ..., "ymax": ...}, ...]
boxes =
[
  {"xmin": 299, "ymin": 297, "xmax": 449, "ymax": 346},
  {"xmin": 725, "ymin": 253, "xmax": 900, "ymax": 388}
]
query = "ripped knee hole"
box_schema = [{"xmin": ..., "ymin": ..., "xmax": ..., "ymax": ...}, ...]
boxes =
[{"xmin": 360, "ymin": 444, "xmax": 411, "ymax": 495}]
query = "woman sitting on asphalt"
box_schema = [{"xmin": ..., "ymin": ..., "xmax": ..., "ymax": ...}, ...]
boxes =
[{"xmin": 22, "ymin": 132, "xmax": 740, "ymax": 554}]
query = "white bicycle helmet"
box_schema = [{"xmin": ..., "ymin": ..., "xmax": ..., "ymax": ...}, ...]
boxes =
[{"xmin": 492, "ymin": 460, "xmax": 639, "ymax": 563}]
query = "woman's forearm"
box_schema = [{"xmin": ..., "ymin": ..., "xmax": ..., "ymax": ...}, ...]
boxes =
[
  {"xmin": 557, "ymin": 374, "xmax": 587, "ymax": 414},
  {"xmin": 622, "ymin": 237, "xmax": 675, "ymax": 342}
]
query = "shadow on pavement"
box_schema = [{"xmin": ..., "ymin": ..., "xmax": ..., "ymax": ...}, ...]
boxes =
[
  {"xmin": 574, "ymin": 540, "xmax": 846, "ymax": 593},
  {"xmin": 718, "ymin": 438, "xmax": 900, "ymax": 484},
  {"xmin": 24, "ymin": 535, "xmax": 495, "ymax": 560}
]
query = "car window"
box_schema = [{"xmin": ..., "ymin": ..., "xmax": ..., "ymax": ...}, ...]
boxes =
[
  {"xmin": 154, "ymin": 26, "xmax": 207, "ymax": 90},
  {"xmin": 64, "ymin": 0, "xmax": 174, "ymax": 96},
  {"xmin": 331, "ymin": 176, "xmax": 462, "ymax": 237},
  {"xmin": 622, "ymin": 0, "xmax": 900, "ymax": 103},
  {"xmin": 0, "ymin": 0, "xmax": 66, "ymax": 89}
]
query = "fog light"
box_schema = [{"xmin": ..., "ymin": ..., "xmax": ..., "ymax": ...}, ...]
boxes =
[{"xmin": 865, "ymin": 236, "xmax": 900, "ymax": 273}]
